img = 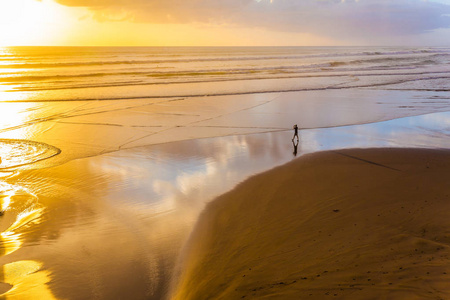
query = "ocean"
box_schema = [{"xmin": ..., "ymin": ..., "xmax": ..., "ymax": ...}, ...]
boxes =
[{"xmin": 1, "ymin": 46, "xmax": 450, "ymax": 102}]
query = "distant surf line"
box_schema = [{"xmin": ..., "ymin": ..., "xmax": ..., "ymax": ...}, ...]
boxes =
[
  {"xmin": 2, "ymin": 75, "xmax": 450, "ymax": 103},
  {"xmin": 5, "ymin": 71, "xmax": 450, "ymax": 94},
  {"xmin": 1, "ymin": 49, "xmax": 448, "ymax": 69}
]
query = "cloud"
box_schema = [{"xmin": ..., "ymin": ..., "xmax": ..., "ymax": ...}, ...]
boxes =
[{"xmin": 54, "ymin": 0, "xmax": 450, "ymax": 39}]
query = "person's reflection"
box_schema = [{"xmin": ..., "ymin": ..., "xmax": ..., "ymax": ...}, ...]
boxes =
[{"xmin": 292, "ymin": 139, "xmax": 299, "ymax": 156}]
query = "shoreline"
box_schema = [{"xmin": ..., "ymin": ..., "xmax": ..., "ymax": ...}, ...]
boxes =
[
  {"xmin": 3, "ymin": 88, "xmax": 450, "ymax": 172},
  {"xmin": 170, "ymin": 147, "xmax": 450, "ymax": 299}
]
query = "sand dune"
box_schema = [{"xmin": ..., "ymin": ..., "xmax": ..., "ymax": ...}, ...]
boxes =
[{"xmin": 171, "ymin": 148, "xmax": 450, "ymax": 299}]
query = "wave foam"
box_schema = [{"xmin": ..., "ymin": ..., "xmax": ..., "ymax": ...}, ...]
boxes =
[{"xmin": 0, "ymin": 139, "xmax": 61, "ymax": 171}]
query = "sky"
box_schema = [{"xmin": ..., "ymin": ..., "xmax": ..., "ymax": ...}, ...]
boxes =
[{"xmin": 0, "ymin": 0, "xmax": 449, "ymax": 46}]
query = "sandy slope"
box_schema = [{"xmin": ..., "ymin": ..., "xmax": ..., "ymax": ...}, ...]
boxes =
[{"xmin": 171, "ymin": 148, "xmax": 450, "ymax": 299}]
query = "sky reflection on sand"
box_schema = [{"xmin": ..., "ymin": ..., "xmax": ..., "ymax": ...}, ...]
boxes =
[
  {"xmin": 0, "ymin": 131, "xmax": 295, "ymax": 299},
  {"xmin": 90, "ymin": 110, "xmax": 450, "ymax": 216},
  {"xmin": 300, "ymin": 110, "xmax": 450, "ymax": 154}
]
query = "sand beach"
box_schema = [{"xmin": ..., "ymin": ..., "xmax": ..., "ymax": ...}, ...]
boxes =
[{"xmin": 170, "ymin": 148, "xmax": 450, "ymax": 299}]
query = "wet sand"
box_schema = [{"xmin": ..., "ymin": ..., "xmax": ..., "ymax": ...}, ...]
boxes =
[
  {"xmin": 2, "ymin": 88, "xmax": 450, "ymax": 171},
  {"xmin": 1, "ymin": 88, "xmax": 450, "ymax": 299},
  {"xmin": 171, "ymin": 148, "xmax": 450, "ymax": 299}
]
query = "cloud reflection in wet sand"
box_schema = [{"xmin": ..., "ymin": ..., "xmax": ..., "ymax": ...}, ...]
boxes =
[
  {"xmin": 9, "ymin": 132, "xmax": 294, "ymax": 299},
  {"xmin": 299, "ymin": 110, "xmax": 450, "ymax": 154}
]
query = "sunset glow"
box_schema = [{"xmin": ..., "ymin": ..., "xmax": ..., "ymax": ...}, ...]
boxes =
[
  {"xmin": 0, "ymin": 0, "xmax": 448, "ymax": 46},
  {"xmin": 0, "ymin": 0, "xmax": 76, "ymax": 46},
  {"xmin": 0, "ymin": 0, "xmax": 450, "ymax": 297}
]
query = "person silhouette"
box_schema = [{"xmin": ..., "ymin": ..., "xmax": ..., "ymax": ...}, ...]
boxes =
[
  {"xmin": 292, "ymin": 139, "xmax": 299, "ymax": 156},
  {"xmin": 292, "ymin": 124, "xmax": 299, "ymax": 142}
]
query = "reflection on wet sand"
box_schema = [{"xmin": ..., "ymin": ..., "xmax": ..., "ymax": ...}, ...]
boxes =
[
  {"xmin": 0, "ymin": 181, "xmax": 50, "ymax": 299},
  {"xmin": 0, "ymin": 260, "xmax": 56, "ymax": 299},
  {"xmin": 2, "ymin": 132, "xmax": 294, "ymax": 299},
  {"xmin": 292, "ymin": 139, "xmax": 299, "ymax": 156}
]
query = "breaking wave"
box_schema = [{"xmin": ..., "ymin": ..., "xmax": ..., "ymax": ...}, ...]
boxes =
[{"xmin": 0, "ymin": 46, "xmax": 449, "ymax": 101}]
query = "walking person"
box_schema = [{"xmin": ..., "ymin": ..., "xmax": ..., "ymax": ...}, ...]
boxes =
[{"xmin": 292, "ymin": 124, "xmax": 299, "ymax": 142}]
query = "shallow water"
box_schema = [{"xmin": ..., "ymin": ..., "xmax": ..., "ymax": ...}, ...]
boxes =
[{"xmin": 0, "ymin": 88, "xmax": 449, "ymax": 172}]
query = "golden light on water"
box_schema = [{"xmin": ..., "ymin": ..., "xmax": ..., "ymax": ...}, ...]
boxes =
[
  {"xmin": 0, "ymin": 232, "xmax": 22, "ymax": 257},
  {"xmin": 0, "ymin": 80, "xmax": 33, "ymax": 102},
  {"xmin": 0, "ymin": 183, "xmax": 51, "ymax": 298},
  {"xmin": 0, "ymin": 206, "xmax": 44, "ymax": 256},
  {"xmin": 0, "ymin": 103, "xmax": 62, "ymax": 169},
  {"xmin": 0, "ymin": 103, "xmax": 32, "ymax": 136},
  {"xmin": 0, "ymin": 260, "xmax": 56, "ymax": 299},
  {"xmin": 4, "ymin": 207, "xmax": 44, "ymax": 234},
  {"xmin": 1, "ymin": 193, "xmax": 12, "ymax": 212},
  {"xmin": 0, "ymin": 182, "xmax": 42, "ymax": 256}
]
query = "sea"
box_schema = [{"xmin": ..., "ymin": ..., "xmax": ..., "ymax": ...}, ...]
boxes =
[{"xmin": 1, "ymin": 46, "xmax": 450, "ymax": 102}]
